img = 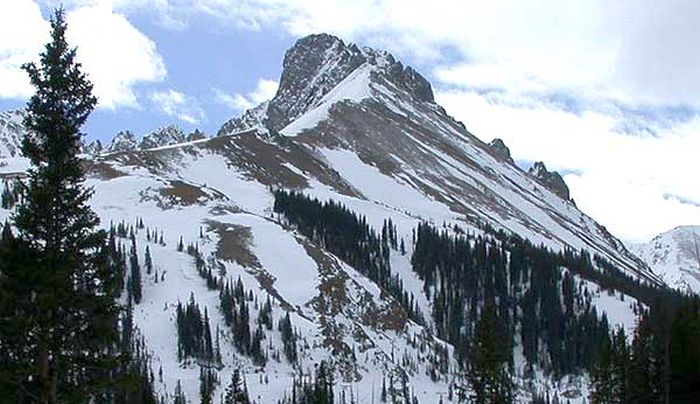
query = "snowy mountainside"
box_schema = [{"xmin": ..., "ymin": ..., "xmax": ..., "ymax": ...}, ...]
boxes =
[
  {"xmin": 218, "ymin": 33, "xmax": 655, "ymax": 285},
  {"xmin": 0, "ymin": 33, "xmax": 666, "ymax": 403},
  {"xmin": 630, "ymin": 226, "xmax": 700, "ymax": 294},
  {"xmin": 61, "ymin": 151, "xmax": 459, "ymax": 403},
  {"xmin": 0, "ymin": 110, "xmax": 26, "ymax": 158}
]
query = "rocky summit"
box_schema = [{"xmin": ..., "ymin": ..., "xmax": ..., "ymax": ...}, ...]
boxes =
[{"xmin": 218, "ymin": 33, "xmax": 434, "ymax": 137}]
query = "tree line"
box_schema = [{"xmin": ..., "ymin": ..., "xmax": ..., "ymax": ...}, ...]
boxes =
[{"xmin": 273, "ymin": 189, "xmax": 425, "ymax": 323}]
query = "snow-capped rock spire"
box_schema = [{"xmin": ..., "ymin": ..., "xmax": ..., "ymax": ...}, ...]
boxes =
[{"xmin": 218, "ymin": 33, "xmax": 434, "ymax": 136}]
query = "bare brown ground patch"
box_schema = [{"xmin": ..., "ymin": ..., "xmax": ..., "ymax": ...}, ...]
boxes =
[
  {"xmin": 205, "ymin": 131, "xmax": 361, "ymax": 197},
  {"xmin": 206, "ymin": 220, "xmax": 261, "ymax": 269},
  {"xmin": 159, "ymin": 180, "xmax": 208, "ymax": 205},
  {"xmin": 207, "ymin": 219, "xmax": 297, "ymax": 311},
  {"xmin": 84, "ymin": 161, "xmax": 127, "ymax": 180}
]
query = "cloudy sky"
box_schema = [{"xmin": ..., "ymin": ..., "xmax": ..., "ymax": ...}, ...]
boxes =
[{"xmin": 1, "ymin": 0, "xmax": 699, "ymax": 242}]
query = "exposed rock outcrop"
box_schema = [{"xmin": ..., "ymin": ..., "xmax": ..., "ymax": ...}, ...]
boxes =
[
  {"xmin": 488, "ymin": 138, "xmax": 514, "ymax": 164},
  {"xmin": 529, "ymin": 161, "xmax": 571, "ymax": 201}
]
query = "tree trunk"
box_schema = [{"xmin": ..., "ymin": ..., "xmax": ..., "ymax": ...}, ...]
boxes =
[
  {"xmin": 50, "ymin": 358, "xmax": 58, "ymax": 404},
  {"xmin": 39, "ymin": 347, "xmax": 50, "ymax": 404}
]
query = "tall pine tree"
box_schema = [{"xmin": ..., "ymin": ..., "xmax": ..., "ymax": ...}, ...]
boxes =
[
  {"xmin": 469, "ymin": 305, "xmax": 513, "ymax": 404},
  {"xmin": 223, "ymin": 368, "xmax": 250, "ymax": 404},
  {"xmin": 0, "ymin": 8, "xmax": 119, "ymax": 403}
]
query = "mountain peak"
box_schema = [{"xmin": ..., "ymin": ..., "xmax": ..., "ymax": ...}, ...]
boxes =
[
  {"xmin": 140, "ymin": 124, "xmax": 186, "ymax": 150},
  {"xmin": 106, "ymin": 130, "xmax": 138, "ymax": 153},
  {"xmin": 632, "ymin": 225, "xmax": 700, "ymax": 293},
  {"xmin": 266, "ymin": 34, "xmax": 367, "ymax": 132},
  {"xmin": 218, "ymin": 33, "xmax": 434, "ymax": 136}
]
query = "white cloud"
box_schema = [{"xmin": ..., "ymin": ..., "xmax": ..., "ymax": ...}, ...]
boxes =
[
  {"xmin": 137, "ymin": 0, "xmax": 700, "ymax": 108},
  {"xmin": 66, "ymin": 2, "xmax": 167, "ymax": 108},
  {"xmin": 0, "ymin": 0, "xmax": 50, "ymax": 98},
  {"xmin": 0, "ymin": 0, "xmax": 166, "ymax": 109},
  {"xmin": 150, "ymin": 89, "xmax": 204, "ymax": 124},
  {"xmin": 214, "ymin": 78, "xmax": 278, "ymax": 111},
  {"xmin": 436, "ymin": 88, "xmax": 700, "ymax": 242}
]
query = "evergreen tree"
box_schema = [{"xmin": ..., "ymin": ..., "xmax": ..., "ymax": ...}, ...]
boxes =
[
  {"xmin": 175, "ymin": 294, "xmax": 215, "ymax": 364},
  {"xmin": 609, "ymin": 327, "xmax": 630, "ymax": 403},
  {"xmin": 668, "ymin": 298, "xmax": 700, "ymax": 403},
  {"xmin": 469, "ymin": 305, "xmax": 513, "ymax": 404},
  {"xmin": 279, "ymin": 312, "xmax": 298, "ymax": 364},
  {"xmin": 144, "ymin": 245, "xmax": 153, "ymax": 274},
  {"xmin": 177, "ymin": 236, "xmax": 184, "ymax": 252},
  {"xmin": 224, "ymin": 368, "xmax": 250, "ymax": 404},
  {"xmin": 199, "ymin": 366, "xmax": 218, "ymax": 404},
  {"xmin": 0, "ymin": 8, "xmax": 119, "ymax": 403},
  {"xmin": 590, "ymin": 328, "xmax": 631, "ymax": 404},
  {"xmin": 173, "ymin": 380, "xmax": 187, "ymax": 404},
  {"xmin": 589, "ymin": 335, "xmax": 613, "ymax": 404},
  {"xmin": 312, "ymin": 361, "xmax": 335, "ymax": 403},
  {"xmin": 628, "ymin": 315, "xmax": 662, "ymax": 404},
  {"xmin": 130, "ymin": 232, "xmax": 142, "ymax": 304}
]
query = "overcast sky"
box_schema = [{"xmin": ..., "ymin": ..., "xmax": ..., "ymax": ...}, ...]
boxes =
[{"xmin": 1, "ymin": 0, "xmax": 699, "ymax": 243}]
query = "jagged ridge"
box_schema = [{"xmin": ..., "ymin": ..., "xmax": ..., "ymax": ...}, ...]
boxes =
[{"xmin": 218, "ymin": 33, "xmax": 434, "ymax": 136}]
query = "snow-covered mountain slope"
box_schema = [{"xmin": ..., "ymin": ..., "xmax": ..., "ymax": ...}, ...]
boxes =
[
  {"xmin": 0, "ymin": 110, "xmax": 32, "ymax": 175},
  {"xmin": 219, "ymin": 34, "xmax": 657, "ymax": 286},
  {"xmin": 0, "ymin": 33, "xmax": 664, "ymax": 403},
  {"xmin": 630, "ymin": 226, "xmax": 700, "ymax": 294},
  {"xmin": 6, "ymin": 144, "xmax": 465, "ymax": 402},
  {"xmin": 0, "ymin": 110, "xmax": 26, "ymax": 158}
]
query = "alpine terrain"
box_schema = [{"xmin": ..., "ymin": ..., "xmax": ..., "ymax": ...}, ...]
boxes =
[
  {"xmin": 2, "ymin": 32, "xmax": 697, "ymax": 404},
  {"xmin": 631, "ymin": 226, "xmax": 700, "ymax": 295}
]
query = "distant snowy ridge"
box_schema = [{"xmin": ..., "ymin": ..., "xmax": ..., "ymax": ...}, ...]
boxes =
[
  {"xmin": 0, "ymin": 110, "xmax": 26, "ymax": 158},
  {"xmin": 103, "ymin": 125, "xmax": 209, "ymax": 154},
  {"xmin": 630, "ymin": 225, "xmax": 700, "ymax": 294}
]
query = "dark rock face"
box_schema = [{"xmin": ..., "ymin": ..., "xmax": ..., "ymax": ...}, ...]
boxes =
[
  {"xmin": 83, "ymin": 139, "xmax": 103, "ymax": 155},
  {"xmin": 187, "ymin": 129, "xmax": 207, "ymax": 142},
  {"xmin": 107, "ymin": 131, "xmax": 138, "ymax": 153},
  {"xmin": 217, "ymin": 101, "xmax": 270, "ymax": 137},
  {"xmin": 266, "ymin": 34, "xmax": 366, "ymax": 132},
  {"xmin": 218, "ymin": 33, "xmax": 434, "ymax": 136},
  {"xmin": 488, "ymin": 138, "xmax": 514, "ymax": 164},
  {"xmin": 386, "ymin": 63, "xmax": 434, "ymax": 103},
  {"xmin": 140, "ymin": 125, "xmax": 186, "ymax": 149},
  {"xmin": 529, "ymin": 161, "xmax": 571, "ymax": 201}
]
